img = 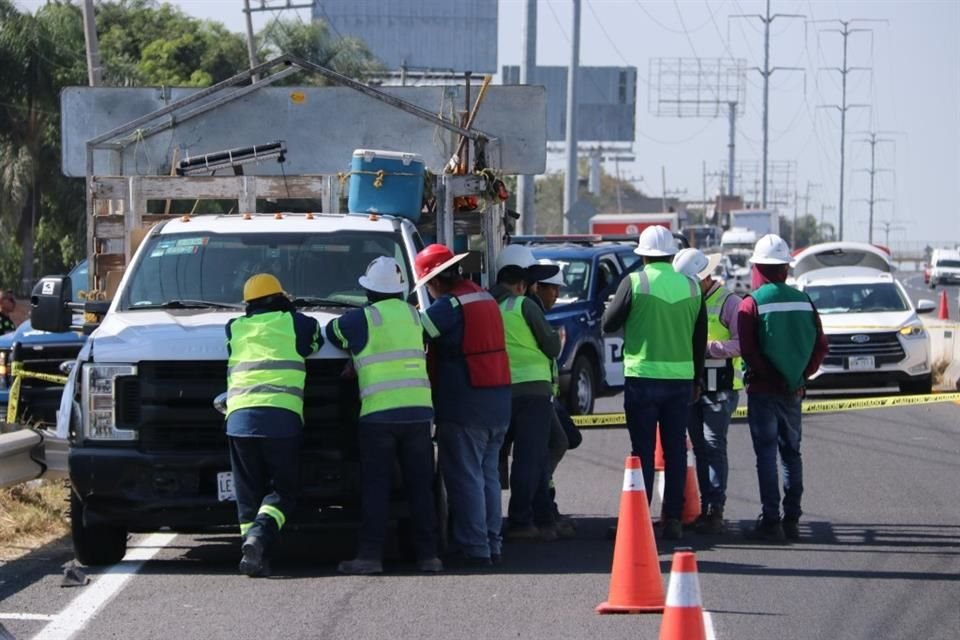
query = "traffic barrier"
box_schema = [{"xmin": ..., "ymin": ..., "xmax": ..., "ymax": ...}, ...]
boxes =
[
  {"xmin": 596, "ymin": 456, "xmax": 665, "ymax": 614},
  {"xmin": 571, "ymin": 391, "xmax": 960, "ymax": 429},
  {"xmin": 0, "ymin": 429, "xmax": 43, "ymax": 488},
  {"xmin": 658, "ymin": 549, "xmax": 707, "ymax": 640}
]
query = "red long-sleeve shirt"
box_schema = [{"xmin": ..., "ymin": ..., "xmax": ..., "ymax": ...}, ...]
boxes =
[{"xmin": 737, "ymin": 265, "xmax": 829, "ymax": 395}]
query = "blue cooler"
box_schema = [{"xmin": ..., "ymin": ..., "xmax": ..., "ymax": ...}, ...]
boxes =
[{"xmin": 348, "ymin": 149, "xmax": 425, "ymax": 221}]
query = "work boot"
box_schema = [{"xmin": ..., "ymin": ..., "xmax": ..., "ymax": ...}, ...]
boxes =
[
  {"xmin": 697, "ymin": 506, "xmax": 726, "ymax": 535},
  {"xmin": 537, "ymin": 525, "xmax": 560, "ymax": 542},
  {"xmin": 782, "ymin": 517, "xmax": 800, "ymax": 541},
  {"xmin": 555, "ymin": 518, "xmax": 577, "ymax": 538},
  {"xmin": 503, "ymin": 524, "xmax": 541, "ymax": 541},
  {"xmin": 239, "ymin": 536, "xmax": 269, "ymax": 578},
  {"xmin": 747, "ymin": 515, "xmax": 786, "ymax": 542},
  {"xmin": 661, "ymin": 518, "xmax": 683, "ymax": 541},
  {"xmin": 417, "ymin": 556, "xmax": 444, "ymax": 573},
  {"xmin": 337, "ymin": 557, "xmax": 383, "ymax": 575}
]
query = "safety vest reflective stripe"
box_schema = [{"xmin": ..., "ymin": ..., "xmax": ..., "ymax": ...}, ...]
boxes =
[
  {"xmin": 421, "ymin": 311, "xmax": 441, "ymax": 338},
  {"xmin": 458, "ymin": 291, "xmax": 492, "ymax": 305},
  {"xmin": 227, "ymin": 384, "xmax": 305, "ymax": 400},
  {"xmin": 758, "ymin": 301, "xmax": 815, "ymax": 314},
  {"xmin": 228, "ymin": 360, "xmax": 305, "ymax": 375},
  {"xmin": 359, "ymin": 378, "xmax": 432, "ymax": 399},
  {"xmin": 258, "ymin": 504, "xmax": 286, "ymax": 529},
  {"xmin": 705, "ymin": 358, "xmax": 726, "ymax": 368},
  {"xmin": 240, "ymin": 522, "xmax": 254, "ymax": 535},
  {"xmin": 355, "ymin": 349, "xmax": 428, "ymax": 369}
]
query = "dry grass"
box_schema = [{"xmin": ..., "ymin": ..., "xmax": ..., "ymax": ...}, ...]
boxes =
[
  {"xmin": 931, "ymin": 358, "xmax": 951, "ymax": 389},
  {"xmin": 0, "ymin": 480, "xmax": 69, "ymax": 560}
]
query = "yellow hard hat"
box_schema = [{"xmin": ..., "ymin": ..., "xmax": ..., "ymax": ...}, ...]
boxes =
[{"xmin": 243, "ymin": 273, "xmax": 285, "ymax": 302}]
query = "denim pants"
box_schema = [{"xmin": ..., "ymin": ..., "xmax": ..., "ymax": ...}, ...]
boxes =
[
  {"xmin": 747, "ymin": 392, "xmax": 803, "ymax": 521},
  {"xmin": 437, "ymin": 421, "xmax": 509, "ymax": 558},
  {"xmin": 505, "ymin": 394, "xmax": 555, "ymax": 528},
  {"xmin": 356, "ymin": 421, "xmax": 438, "ymax": 561},
  {"xmin": 623, "ymin": 377, "xmax": 693, "ymax": 520},
  {"xmin": 228, "ymin": 434, "xmax": 302, "ymax": 556},
  {"xmin": 688, "ymin": 390, "xmax": 739, "ymax": 510}
]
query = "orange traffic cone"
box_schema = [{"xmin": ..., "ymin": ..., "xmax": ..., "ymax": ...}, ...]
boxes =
[
  {"xmin": 681, "ymin": 439, "xmax": 702, "ymax": 526},
  {"xmin": 597, "ymin": 456, "xmax": 665, "ymax": 614},
  {"xmin": 654, "ymin": 426, "xmax": 665, "ymax": 471},
  {"xmin": 659, "ymin": 550, "xmax": 707, "ymax": 640},
  {"xmin": 938, "ymin": 290, "xmax": 949, "ymax": 320}
]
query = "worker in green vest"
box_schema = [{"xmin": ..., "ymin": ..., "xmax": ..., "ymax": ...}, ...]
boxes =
[
  {"xmin": 737, "ymin": 234, "xmax": 827, "ymax": 542},
  {"xmin": 225, "ymin": 273, "xmax": 321, "ymax": 577},
  {"xmin": 674, "ymin": 248, "xmax": 743, "ymax": 535},
  {"xmin": 602, "ymin": 226, "xmax": 707, "ymax": 541},
  {"xmin": 326, "ymin": 256, "xmax": 442, "ymax": 575},
  {"xmin": 490, "ymin": 244, "xmax": 562, "ymax": 541}
]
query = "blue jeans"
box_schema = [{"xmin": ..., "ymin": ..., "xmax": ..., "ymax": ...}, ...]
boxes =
[
  {"xmin": 506, "ymin": 394, "xmax": 555, "ymax": 528},
  {"xmin": 438, "ymin": 421, "xmax": 509, "ymax": 558},
  {"xmin": 356, "ymin": 421, "xmax": 438, "ymax": 561},
  {"xmin": 688, "ymin": 390, "xmax": 739, "ymax": 510},
  {"xmin": 747, "ymin": 393, "xmax": 803, "ymax": 521},
  {"xmin": 624, "ymin": 378, "xmax": 693, "ymax": 520}
]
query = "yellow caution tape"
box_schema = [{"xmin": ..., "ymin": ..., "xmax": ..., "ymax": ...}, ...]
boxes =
[
  {"xmin": 5, "ymin": 363, "xmax": 70, "ymax": 424},
  {"xmin": 571, "ymin": 391, "xmax": 960, "ymax": 429}
]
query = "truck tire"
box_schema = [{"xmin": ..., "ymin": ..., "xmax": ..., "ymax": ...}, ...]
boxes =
[
  {"xmin": 71, "ymin": 491, "xmax": 128, "ymax": 566},
  {"xmin": 566, "ymin": 354, "xmax": 596, "ymax": 416},
  {"xmin": 901, "ymin": 375, "xmax": 932, "ymax": 396}
]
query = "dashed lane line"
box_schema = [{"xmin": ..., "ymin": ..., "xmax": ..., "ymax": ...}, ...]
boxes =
[
  {"xmin": 0, "ymin": 614, "xmax": 56, "ymax": 621},
  {"xmin": 31, "ymin": 532, "xmax": 177, "ymax": 640}
]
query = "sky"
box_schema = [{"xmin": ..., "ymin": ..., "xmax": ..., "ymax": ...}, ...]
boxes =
[{"xmin": 14, "ymin": 0, "xmax": 960, "ymax": 248}]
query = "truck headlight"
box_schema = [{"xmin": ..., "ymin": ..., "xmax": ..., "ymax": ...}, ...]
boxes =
[
  {"xmin": 81, "ymin": 363, "xmax": 137, "ymax": 441},
  {"xmin": 899, "ymin": 325, "xmax": 926, "ymax": 339}
]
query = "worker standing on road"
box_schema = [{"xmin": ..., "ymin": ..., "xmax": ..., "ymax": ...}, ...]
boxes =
[
  {"xmin": 415, "ymin": 244, "xmax": 512, "ymax": 568},
  {"xmin": 327, "ymin": 257, "xmax": 442, "ymax": 575},
  {"xmin": 602, "ymin": 226, "xmax": 707, "ymax": 541},
  {"xmin": 532, "ymin": 261, "xmax": 581, "ymax": 537},
  {"xmin": 674, "ymin": 248, "xmax": 742, "ymax": 535},
  {"xmin": 737, "ymin": 234, "xmax": 828, "ymax": 542},
  {"xmin": 490, "ymin": 245, "xmax": 562, "ymax": 541},
  {"xmin": 225, "ymin": 274, "xmax": 321, "ymax": 577}
]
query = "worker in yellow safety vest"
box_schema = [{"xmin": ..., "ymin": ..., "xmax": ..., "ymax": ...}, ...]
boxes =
[
  {"xmin": 226, "ymin": 273, "xmax": 321, "ymax": 577},
  {"xmin": 674, "ymin": 248, "xmax": 743, "ymax": 535},
  {"xmin": 326, "ymin": 256, "xmax": 442, "ymax": 575}
]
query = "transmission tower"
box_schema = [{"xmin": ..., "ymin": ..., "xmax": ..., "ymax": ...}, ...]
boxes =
[{"xmin": 854, "ymin": 131, "xmax": 899, "ymax": 244}]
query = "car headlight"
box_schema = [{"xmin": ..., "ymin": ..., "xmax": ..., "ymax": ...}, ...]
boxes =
[
  {"xmin": 899, "ymin": 325, "xmax": 926, "ymax": 339},
  {"xmin": 81, "ymin": 363, "xmax": 138, "ymax": 441}
]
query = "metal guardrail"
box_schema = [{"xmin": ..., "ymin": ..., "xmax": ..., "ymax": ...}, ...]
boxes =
[{"xmin": 0, "ymin": 429, "xmax": 43, "ymax": 488}]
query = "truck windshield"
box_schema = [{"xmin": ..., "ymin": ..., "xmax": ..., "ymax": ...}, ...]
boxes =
[
  {"xmin": 120, "ymin": 231, "xmax": 410, "ymax": 310},
  {"xmin": 806, "ymin": 282, "xmax": 909, "ymax": 315},
  {"xmin": 936, "ymin": 259, "xmax": 960, "ymax": 269}
]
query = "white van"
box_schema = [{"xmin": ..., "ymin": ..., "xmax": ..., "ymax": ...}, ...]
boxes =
[{"xmin": 928, "ymin": 249, "xmax": 960, "ymax": 288}]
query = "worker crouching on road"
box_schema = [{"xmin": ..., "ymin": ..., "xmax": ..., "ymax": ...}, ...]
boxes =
[
  {"xmin": 674, "ymin": 248, "xmax": 742, "ymax": 535},
  {"xmin": 225, "ymin": 274, "xmax": 321, "ymax": 578},
  {"xmin": 415, "ymin": 244, "xmax": 512, "ymax": 568},
  {"xmin": 327, "ymin": 257, "xmax": 442, "ymax": 575},
  {"xmin": 737, "ymin": 234, "xmax": 827, "ymax": 542},
  {"xmin": 532, "ymin": 261, "xmax": 581, "ymax": 538},
  {"xmin": 491, "ymin": 245, "xmax": 563, "ymax": 542},
  {"xmin": 602, "ymin": 226, "xmax": 706, "ymax": 541}
]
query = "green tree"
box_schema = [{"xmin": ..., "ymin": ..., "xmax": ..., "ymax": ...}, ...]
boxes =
[
  {"xmin": 780, "ymin": 213, "xmax": 832, "ymax": 250},
  {"xmin": 259, "ymin": 19, "xmax": 383, "ymax": 83}
]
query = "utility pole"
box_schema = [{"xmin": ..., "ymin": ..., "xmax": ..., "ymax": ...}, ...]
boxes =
[
  {"xmin": 604, "ymin": 152, "xmax": 635, "ymax": 214},
  {"xmin": 243, "ymin": 1, "xmax": 314, "ymax": 82},
  {"xmin": 814, "ymin": 19, "xmax": 882, "ymax": 241},
  {"xmin": 874, "ymin": 220, "xmax": 905, "ymax": 247},
  {"xmin": 731, "ymin": 1, "xmax": 804, "ymax": 208},
  {"xmin": 796, "ymin": 182, "xmax": 818, "ymax": 243},
  {"xmin": 854, "ymin": 131, "xmax": 898, "ymax": 244},
  {"xmin": 727, "ymin": 102, "xmax": 737, "ymax": 196},
  {"xmin": 820, "ymin": 203, "xmax": 835, "ymax": 239},
  {"xmin": 517, "ymin": 0, "xmax": 537, "ymax": 234},
  {"xmin": 562, "ymin": 0, "xmax": 581, "ymax": 234},
  {"xmin": 661, "ymin": 165, "xmax": 667, "ymax": 212},
  {"xmin": 81, "ymin": 0, "xmax": 102, "ymax": 86}
]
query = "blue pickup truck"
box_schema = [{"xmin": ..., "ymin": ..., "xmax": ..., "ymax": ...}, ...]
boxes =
[{"xmin": 0, "ymin": 260, "xmax": 88, "ymax": 427}]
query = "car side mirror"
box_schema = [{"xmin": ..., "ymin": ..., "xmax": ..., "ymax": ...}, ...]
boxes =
[
  {"xmin": 30, "ymin": 276, "xmax": 73, "ymax": 333},
  {"xmin": 916, "ymin": 299, "xmax": 936, "ymax": 314}
]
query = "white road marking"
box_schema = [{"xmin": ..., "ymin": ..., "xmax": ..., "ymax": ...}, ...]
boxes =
[
  {"xmin": 31, "ymin": 532, "xmax": 177, "ymax": 640},
  {"xmin": 704, "ymin": 610, "xmax": 717, "ymax": 639},
  {"xmin": 0, "ymin": 614, "xmax": 56, "ymax": 621}
]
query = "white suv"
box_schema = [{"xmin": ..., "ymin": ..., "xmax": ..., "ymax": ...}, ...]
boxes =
[
  {"xmin": 792, "ymin": 242, "xmax": 936, "ymax": 395},
  {"xmin": 928, "ymin": 248, "xmax": 960, "ymax": 288}
]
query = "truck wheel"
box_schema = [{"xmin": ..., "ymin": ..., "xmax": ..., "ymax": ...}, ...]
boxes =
[
  {"xmin": 566, "ymin": 354, "xmax": 596, "ymax": 416},
  {"xmin": 71, "ymin": 491, "xmax": 127, "ymax": 566},
  {"xmin": 901, "ymin": 375, "xmax": 932, "ymax": 396}
]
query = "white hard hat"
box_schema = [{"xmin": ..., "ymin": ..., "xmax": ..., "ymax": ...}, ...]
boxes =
[
  {"xmin": 358, "ymin": 256, "xmax": 407, "ymax": 294},
  {"xmin": 497, "ymin": 245, "xmax": 560, "ymax": 281},
  {"xmin": 673, "ymin": 248, "xmax": 709, "ymax": 279},
  {"xmin": 634, "ymin": 225, "xmax": 678, "ymax": 257},
  {"xmin": 750, "ymin": 234, "xmax": 793, "ymax": 265},
  {"xmin": 537, "ymin": 259, "xmax": 565, "ymax": 286}
]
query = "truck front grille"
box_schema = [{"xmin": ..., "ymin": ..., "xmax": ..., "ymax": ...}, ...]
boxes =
[{"xmin": 824, "ymin": 332, "xmax": 906, "ymax": 366}]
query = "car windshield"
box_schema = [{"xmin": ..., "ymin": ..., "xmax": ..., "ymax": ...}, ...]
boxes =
[
  {"xmin": 544, "ymin": 258, "xmax": 592, "ymax": 305},
  {"xmin": 727, "ymin": 253, "xmax": 750, "ymax": 268},
  {"xmin": 936, "ymin": 259, "xmax": 960, "ymax": 268},
  {"xmin": 120, "ymin": 231, "xmax": 410, "ymax": 311},
  {"xmin": 806, "ymin": 282, "xmax": 909, "ymax": 315}
]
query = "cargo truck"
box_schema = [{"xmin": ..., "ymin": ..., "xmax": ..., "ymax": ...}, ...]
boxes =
[
  {"xmin": 728, "ymin": 209, "xmax": 779, "ymax": 237},
  {"xmin": 588, "ymin": 212, "xmax": 679, "ymax": 236}
]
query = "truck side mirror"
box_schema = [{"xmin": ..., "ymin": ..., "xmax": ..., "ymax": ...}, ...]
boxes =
[{"xmin": 30, "ymin": 276, "xmax": 72, "ymax": 333}]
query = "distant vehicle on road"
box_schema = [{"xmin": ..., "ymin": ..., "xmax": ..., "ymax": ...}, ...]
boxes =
[
  {"xmin": 927, "ymin": 248, "xmax": 960, "ymax": 288},
  {"xmin": 721, "ymin": 227, "xmax": 757, "ymax": 294},
  {"xmin": 728, "ymin": 209, "xmax": 779, "ymax": 237},
  {"xmin": 793, "ymin": 242, "xmax": 935, "ymax": 395},
  {"xmin": 588, "ymin": 212, "xmax": 679, "ymax": 236}
]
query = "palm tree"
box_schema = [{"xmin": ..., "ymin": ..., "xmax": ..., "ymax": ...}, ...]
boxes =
[{"xmin": 258, "ymin": 19, "xmax": 383, "ymax": 84}]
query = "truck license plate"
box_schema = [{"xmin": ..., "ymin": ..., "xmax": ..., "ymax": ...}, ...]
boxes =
[
  {"xmin": 848, "ymin": 356, "xmax": 875, "ymax": 371},
  {"xmin": 217, "ymin": 471, "xmax": 235, "ymax": 502}
]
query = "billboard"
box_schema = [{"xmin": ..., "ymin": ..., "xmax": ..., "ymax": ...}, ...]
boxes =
[
  {"xmin": 501, "ymin": 66, "xmax": 636, "ymax": 142},
  {"xmin": 313, "ymin": 0, "xmax": 498, "ymax": 73}
]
